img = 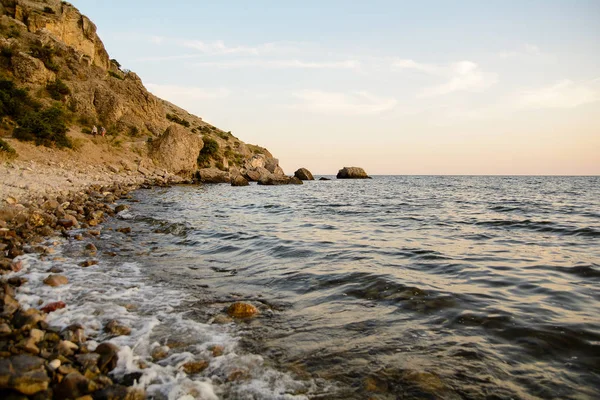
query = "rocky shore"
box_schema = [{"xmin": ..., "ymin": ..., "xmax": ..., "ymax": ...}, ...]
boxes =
[{"xmin": 0, "ymin": 164, "xmax": 186, "ymax": 399}]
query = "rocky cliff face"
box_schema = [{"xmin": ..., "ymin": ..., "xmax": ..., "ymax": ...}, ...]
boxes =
[
  {"xmin": 0, "ymin": 0, "xmax": 284, "ymax": 178},
  {"xmin": 1, "ymin": 0, "xmax": 109, "ymax": 69}
]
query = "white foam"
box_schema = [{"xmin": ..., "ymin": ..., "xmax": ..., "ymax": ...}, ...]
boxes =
[{"xmin": 12, "ymin": 238, "xmax": 318, "ymax": 399}]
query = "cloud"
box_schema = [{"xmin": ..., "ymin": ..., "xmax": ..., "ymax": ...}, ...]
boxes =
[
  {"xmin": 148, "ymin": 37, "xmax": 304, "ymax": 56},
  {"xmin": 517, "ymin": 79, "xmax": 600, "ymax": 109},
  {"xmin": 393, "ymin": 59, "xmax": 498, "ymax": 97},
  {"xmin": 145, "ymin": 83, "xmax": 231, "ymax": 100},
  {"xmin": 189, "ymin": 59, "xmax": 360, "ymax": 70},
  {"xmin": 497, "ymin": 43, "xmax": 542, "ymax": 59},
  {"xmin": 289, "ymin": 90, "xmax": 397, "ymax": 115}
]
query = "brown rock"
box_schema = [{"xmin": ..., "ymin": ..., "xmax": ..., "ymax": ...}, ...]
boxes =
[
  {"xmin": 116, "ymin": 227, "xmax": 131, "ymax": 234},
  {"xmin": 56, "ymin": 340, "xmax": 78, "ymax": 357},
  {"xmin": 40, "ymin": 301, "xmax": 66, "ymax": 314},
  {"xmin": 104, "ymin": 320, "xmax": 131, "ymax": 337},
  {"xmin": 197, "ymin": 168, "xmax": 230, "ymax": 184},
  {"xmin": 182, "ymin": 360, "xmax": 209, "ymax": 374},
  {"xmin": 226, "ymin": 302, "xmax": 258, "ymax": 318},
  {"xmin": 149, "ymin": 125, "xmax": 204, "ymax": 177},
  {"xmin": 53, "ymin": 372, "xmax": 91, "ymax": 400},
  {"xmin": 92, "ymin": 385, "xmax": 145, "ymax": 400},
  {"xmin": 43, "ymin": 274, "xmax": 69, "ymax": 287},
  {"xmin": 80, "ymin": 260, "xmax": 98, "ymax": 268},
  {"xmin": 151, "ymin": 346, "xmax": 169, "ymax": 361},
  {"xmin": 210, "ymin": 345, "xmax": 224, "ymax": 357},
  {"xmin": 294, "ymin": 168, "xmax": 314, "ymax": 180},
  {"xmin": 231, "ymin": 174, "xmax": 249, "ymax": 187},
  {"xmin": 336, "ymin": 166, "xmax": 371, "ymax": 179},
  {"xmin": 0, "ymin": 354, "xmax": 50, "ymax": 395},
  {"xmin": 95, "ymin": 342, "xmax": 119, "ymax": 374}
]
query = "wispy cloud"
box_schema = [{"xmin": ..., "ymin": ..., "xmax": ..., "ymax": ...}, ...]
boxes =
[
  {"xmin": 146, "ymin": 83, "xmax": 231, "ymax": 100},
  {"xmin": 517, "ymin": 79, "xmax": 600, "ymax": 109},
  {"xmin": 189, "ymin": 59, "xmax": 360, "ymax": 70},
  {"xmin": 393, "ymin": 59, "xmax": 498, "ymax": 97},
  {"xmin": 289, "ymin": 90, "xmax": 397, "ymax": 115},
  {"xmin": 497, "ymin": 43, "xmax": 542, "ymax": 59},
  {"xmin": 148, "ymin": 36, "xmax": 302, "ymax": 56}
]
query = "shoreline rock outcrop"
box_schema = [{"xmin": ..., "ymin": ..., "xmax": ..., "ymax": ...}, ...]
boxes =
[
  {"xmin": 336, "ymin": 167, "xmax": 371, "ymax": 179},
  {"xmin": 294, "ymin": 168, "xmax": 314, "ymax": 181},
  {"xmin": 149, "ymin": 125, "xmax": 204, "ymax": 177}
]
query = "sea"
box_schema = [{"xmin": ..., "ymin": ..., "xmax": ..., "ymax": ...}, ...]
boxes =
[{"xmin": 13, "ymin": 176, "xmax": 600, "ymax": 399}]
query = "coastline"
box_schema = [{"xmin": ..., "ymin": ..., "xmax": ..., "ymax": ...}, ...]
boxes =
[{"xmin": 0, "ymin": 155, "xmax": 186, "ymax": 398}]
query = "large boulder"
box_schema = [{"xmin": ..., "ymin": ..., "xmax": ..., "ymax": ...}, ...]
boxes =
[
  {"xmin": 258, "ymin": 175, "xmax": 303, "ymax": 185},
  {"xmin": 11, "ymin": 51, "xmax": 56, "ymax": 84},
  {"xmin": 231, "ymin": 174, "xmax": 249, "ymax": 187},
  {"xmin": 294, "ymin": 168, "xmax": 314, "ymax": 181},
  {"xmin": 197, "ymin": 168, "xmax": 230, "ymax": 184},
  {"xmin": 0, "ymin": 355, "xmax": 50, "ymax": 395},
  {"xmin": 336, "ymin": 167, "xmax": 371, "ymax": 179},
  {"xmin": 245, "ymin": 166, "xmax": 271, "ymax": 182},
  {"xmin": 150, "ymin": 125, "xmax": 203, "ymax": 177}
]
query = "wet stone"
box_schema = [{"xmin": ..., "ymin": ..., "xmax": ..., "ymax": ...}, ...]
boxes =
[
  {"xmin": 43, "ymin": 274, "xmax": 68, "ymax": 287},
  {"xmin": 40, "ymin": 301, "xmax": 66, "ymax": 314},
  {"xmin": 95, "ymin": 343, "xmax": 119, "ymax": 374},
  {"xmin": 227, "ymin": 302, "xmax": 259, "ymax": 318},
  {"xmin": 104, "ymin": 320, "xmax": 131, "ymax": 337},
  {"xmin": 80, "ymin": 260, "xmax": 98, "ymax": 268},
  {"xmin": 46, "ymin": 266, "xmax": 64, "ymax": 273},
  {"xmin": 0, "ymin": 354, "xmax": 50, "ymax": 395},
  {"xmin": 182, "ymin": 360, "xmax": 209, "ymax": 374}
]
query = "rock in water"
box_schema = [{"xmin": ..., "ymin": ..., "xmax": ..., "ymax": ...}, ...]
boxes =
[
  {"xmin": 227, "ymin": 302, "xmax": 259, "ymax": 318},
  {"xmin": 40, "ymin": 301, "xmax": 67, "ymax": 313},
  {"xmin": 0, "ymin": 355, "xmax": 50, "ymax": 395},
  {"xmin": 149, "ymin": 125, "xmax": 204, "ymax": 177},
  {"xmin": 196, "ymin": 168, "xmax": 230, "ymax": 183},
  {"xmin": 43, "ymin": 274, "xmax": 69, "ymax": 287},
  {"xmin": 336, "ymin": 167, "xmax": 371, "ymax": 179},
  {"xmin": 231, "ymin": 174, "xmax": 250, "ymax": 187},
  {"xmin": 95, "ymin": 342, "xmax": 119, "ymax": 374},
  {"xmin": 104, "ymin": 320, "xmax": 132, "ymax": 336},
  {"xmin": 294, "ymin": 168, "xmax": 314, "ymax": 180}
]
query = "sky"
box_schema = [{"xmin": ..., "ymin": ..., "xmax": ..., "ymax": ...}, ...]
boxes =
[{"xmin": 71, "ymin": 0, "xmax": 599, "ymax": 175}]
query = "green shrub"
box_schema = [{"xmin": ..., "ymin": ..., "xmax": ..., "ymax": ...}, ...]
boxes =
[
  {"xmin": 196, "ymin": 152, "xmax": 210, "ymax": 167},
  {"xmin": 0, "ymin": 78, "xmax": 40, "ymax": 119},
  {"xmin": 81, "ymin": 127, "xmax": 91, "ymax": 134},
  {"xmin": 30, "ymin": 43, "xmax": 59, "ymax": 72},
  {"xmin": 0, "ymin": 138, "xmax": 17, "ymax": 158},
  {"xmin": 46, "ymin": 79, "xmax": 70, "ymax": 100},
  {"xmin": 14, "ymin": 105, "xmax": 71, "ymax": 148},
  {"xmin": 110, "ymin": 59, "xmax": 121, "ymax": 69},
  {"xmin": 166, "ymin": 113, "xmax": 190, "ymax": 127},
  {"xmin": 202, "ymin": 136, "xmax": 219, "ymax": 155},
  {"xmin": 215, "ymin": 161, "xmax": 226, "ymax": 171}
]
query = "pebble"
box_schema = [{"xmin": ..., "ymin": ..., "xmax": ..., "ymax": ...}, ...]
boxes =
[{"xmin": 48, "ymin": 359, "xmax": 61, "ymax": 370}]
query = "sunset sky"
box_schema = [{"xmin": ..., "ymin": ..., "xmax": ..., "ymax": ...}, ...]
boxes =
[{"xmin": 72, "ymin": 0, "xmax": 599, "ymax": 175}]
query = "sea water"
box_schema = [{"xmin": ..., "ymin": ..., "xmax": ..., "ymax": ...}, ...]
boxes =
[{"xmin": 12, "ymin": 176, "xmax": 600, "ymax": 399}]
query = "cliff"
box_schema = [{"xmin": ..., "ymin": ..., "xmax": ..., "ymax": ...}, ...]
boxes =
[{"xmin": 0, "ymin": 0, "xmax": 283, "ymax": 180}]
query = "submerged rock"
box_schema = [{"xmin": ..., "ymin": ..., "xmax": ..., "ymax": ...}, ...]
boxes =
[
  {"xmin": 43, "ymin": 274, "xmax": 69, "ymax": 287},
  {"xmin": 104, "ymin": 320, "xmax": 131, "ymax": 337},
  {"xmin": 40, "ymin": 301, "xmax": 67, "ymax": 313},
  {"xmin": 336, "ymin": 167, "xmax": 371, "ymax": 179},
  {"xmin": 227, "ymin": 302, "xmax": 258, "ymax": 318},
  {"xmin": 294, "ymin": 168, "xmax": 314, "ymax": 181}
]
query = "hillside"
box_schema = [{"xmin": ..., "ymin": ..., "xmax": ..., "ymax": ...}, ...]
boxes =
[{"xmin": 0, "ymin": 0, "xmax": 284, "ymax": 193}]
